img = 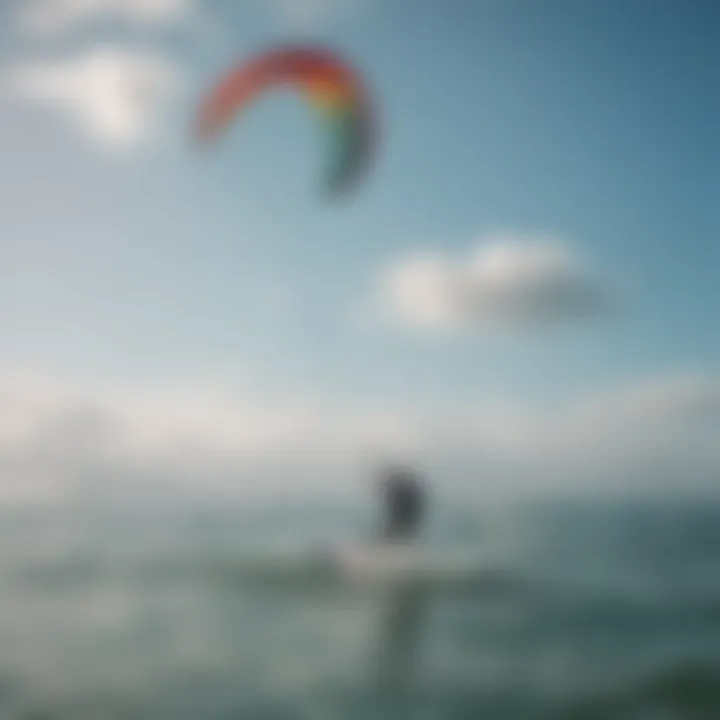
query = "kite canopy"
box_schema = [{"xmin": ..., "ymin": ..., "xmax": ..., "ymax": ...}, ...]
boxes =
[{"xmin": 195, "ymin": 45, "xmax": 376, "ymax": 197}]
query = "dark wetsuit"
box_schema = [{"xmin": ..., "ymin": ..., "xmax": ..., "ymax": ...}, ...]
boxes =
[{"xmin": 381, "ymin": 473, "xmax": 424, "ymax": 541}]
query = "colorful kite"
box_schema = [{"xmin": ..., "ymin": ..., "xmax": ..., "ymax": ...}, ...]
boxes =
[{"xmin": 195, "ymin": 45, "xmax": 376, "ymax": 197}]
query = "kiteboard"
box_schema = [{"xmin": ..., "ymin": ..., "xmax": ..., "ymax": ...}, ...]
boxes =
[
  {"xmin": 308, "ymin": 542, "xmax": 511, "ymax": 589},
  {"xmin": 199, "ymin": 542, "xmax": 517, "ymax": 596}
]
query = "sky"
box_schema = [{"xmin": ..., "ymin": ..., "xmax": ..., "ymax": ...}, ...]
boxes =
[{"xmin": 0, "ymin": 0, "xmax": 716, "ymax": 506}]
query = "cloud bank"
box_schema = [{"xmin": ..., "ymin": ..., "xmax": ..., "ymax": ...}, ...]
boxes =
[
  {"xmin": 379, "ymin": 236, "xmax": 611, "ymax": 332},
  {"xmin": 0, "ymin": 369, "xmax": 717, "ymax": 506}
]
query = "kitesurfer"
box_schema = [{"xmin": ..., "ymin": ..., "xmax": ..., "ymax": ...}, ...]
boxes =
[{"xmin": 379, "ymin": 466, "xmax": 425, "ymax": 543}]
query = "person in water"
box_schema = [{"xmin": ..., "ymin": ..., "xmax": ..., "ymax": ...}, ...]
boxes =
[{"xmin": 379, "ymin": 466, "xmax": 425, "ymax": 543}]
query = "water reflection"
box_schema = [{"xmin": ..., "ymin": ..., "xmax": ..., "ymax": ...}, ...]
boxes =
[{"xmin": 374, "ymin": 583, "xmax": 428, "ymax": 695}]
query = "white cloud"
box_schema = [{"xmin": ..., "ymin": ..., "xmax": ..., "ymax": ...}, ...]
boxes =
[
  {"xmin": 0, "ymin": 369, "xmax": 716, "ymax": 506},
  {"xmin": 378, "ymin": 235, "xmax": 611, "ymax": 332},
  {"xmin": 19, "ymin": 0, "xmax": 194, "ymax": 37},
  {"xmin": 8, "ymin": 46, "xmax": 180, "ymax": 149}
]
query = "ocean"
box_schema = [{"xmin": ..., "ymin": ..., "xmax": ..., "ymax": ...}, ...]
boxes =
[{"xmin": 1, "ymin": 495, "xmax": 719, "ymax": 719}]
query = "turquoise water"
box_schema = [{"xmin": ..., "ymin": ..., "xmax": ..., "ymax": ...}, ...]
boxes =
[{"xmin": 1, "ymin": 497, "xmax": 719, "ymax": 719}]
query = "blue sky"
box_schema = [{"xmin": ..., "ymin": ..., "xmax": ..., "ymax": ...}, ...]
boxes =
[{"xmin": 0, "ymin": 0, "xmax": 716, "ymax": 502}]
